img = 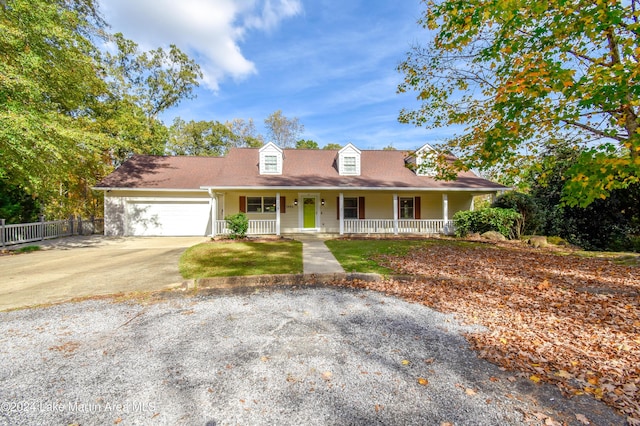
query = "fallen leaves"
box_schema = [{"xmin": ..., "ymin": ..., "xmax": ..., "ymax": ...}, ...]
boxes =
[
  {"xmin": 417, "ymin": 377, "xmax": 429, "ymax": 386},
  {"xmin": 330, "ymin": 242, "xmax": 640, "ymax": 421}
]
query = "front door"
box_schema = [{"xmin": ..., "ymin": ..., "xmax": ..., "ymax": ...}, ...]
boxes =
[
  {"xmin": 303, "ymin": 197, "xmax": 316, "ymax": 228},
  {"xmin": 299, "ymin": 193, "xmax": 319, "ymax": 231}
]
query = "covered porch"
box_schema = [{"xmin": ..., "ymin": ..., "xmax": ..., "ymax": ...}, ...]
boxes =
[{"xmin": 206, "ymin": 189, "xmax": 466, "ymax": 237}]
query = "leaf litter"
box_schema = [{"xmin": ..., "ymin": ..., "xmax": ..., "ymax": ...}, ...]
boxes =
[{"xmin": 330, "ymin": 241, "xmax": 639, "ymax": 422}]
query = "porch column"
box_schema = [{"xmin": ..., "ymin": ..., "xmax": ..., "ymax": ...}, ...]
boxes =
[
  {"xmin": 393, "ymin": 194, "xmax": 398, "ymax": 235},
  {"xmin": 275, "ymin": 192, "xmax": 281, "ymax": 236},
  {"xmin": 208, "ymin": 188, "xmax": 217, "ymax": 237},
  {"xmin": 339, "ymin": 193, "xmax": 344, "ymax": 235},
  {"xmin": 442, "ymin": 193, "xmax": 449, "ymax": 221}
]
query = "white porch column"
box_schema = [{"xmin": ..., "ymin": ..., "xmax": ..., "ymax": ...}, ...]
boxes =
[
  {"xmin": 393, "ymin": 194, "xmax": 398, "ymax": 235},
  {"xmin": 442, "ymin": 193, "xmax": 449, "ymax": 221},
  {"xmin": 470, "ymin": 195, "xmax": 475, "ymax": 211},
  {"xmin": 275, "ymin": 192, "xmax": 281, "ymax": 236},
  {"xmin": 208, "ymin": 189, "xmax": 217, "ymax": 237},
  {"xmin": 339, "ymin": 193, "xmax": 344, "ymax": 235}
]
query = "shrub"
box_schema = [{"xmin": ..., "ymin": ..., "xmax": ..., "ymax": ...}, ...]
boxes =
[
  {"xmin": 453, "ymin": 208, "xmax": 522, "ymax": 239},
  {"xmin": 225, "ymin": 213, "xmax": 248, "ymax": 239},
  {"xmin": 491, "ymin": 191, "xmax": 542, "ymax": 236}
]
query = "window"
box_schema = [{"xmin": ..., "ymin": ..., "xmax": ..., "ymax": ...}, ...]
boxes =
[
  {"xmin": 343, "ymin": 197, "xmax": 358, "ymax": 219},
  {"xmin": 343, "ymin": 156, "xmax": 356, "ymax": 174},
  {"xmin": 264, "ymin": 155, "xmax": 278, "ymax": 173},
  {"xmin": 399, "ymin": 197, "xmax": 414, "ymax": 219},
  {"xmin": 247, "ymin": 196, "xmax": 277, "ymax": 213}
]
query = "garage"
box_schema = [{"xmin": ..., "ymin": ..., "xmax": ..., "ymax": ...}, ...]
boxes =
[{"xmin": 125, "ymin": 199, "xmax": 211, "ymax": 236}]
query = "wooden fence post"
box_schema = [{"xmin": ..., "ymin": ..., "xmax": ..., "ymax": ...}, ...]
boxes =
[
  {"xmin": 78, "ymin": 216, "xmax": 83, "ymax": 236},
  {"xmin": 69, "ymin": 215, "xmax": 74, "ymax": 236},
  {"xmin": 1, "ymin": 219, "xmax": 5, "ymax": 247}
]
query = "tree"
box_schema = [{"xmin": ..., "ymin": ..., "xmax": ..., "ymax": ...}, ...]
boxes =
[
  {"xmin": 0, "ymin": 0, "xmax": 201, "ymax": 218},
  {"xmin": 322, "ymin": 143, "xmax": 342, "ymax": 150},
  {"xmin": 382, "ymin": 144, "xmax": 397, "ymax": 150},
  {"xmin": 0, "ymin": 0, "xmax": 111, "ymax": 217},
  {"xmin": 295, "ymin": 139, "xmax": 319, "ymax": 149},
  {"xmin": 398, "ymin": 0, "xmax": 640, "ymax": 207},
  {"xmin": 225, "ymin": 118, "xmax": 264, "ymax": 148},
  {"xmin": 167, "ymin": 118, "xmax": 238, "ymax": 156},
  {"xmin": 528, "ymin": 145, "xmax": 639, "ymax": 251},
  {"xmin": 0, "ymin": 181, "xmax": 42, "ymax": 224},
  {"xmin": 101, "ymin": 33, "xmax": 202, "ymax": 163},
  {"xmin": 264, "ymin": 110, "xmax": 304, "ymax": 148}
]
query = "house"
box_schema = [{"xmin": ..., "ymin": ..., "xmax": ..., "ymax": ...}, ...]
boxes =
[{"xmin": 94, "ymin": 142, "xmax": 507, "ymax": 236}]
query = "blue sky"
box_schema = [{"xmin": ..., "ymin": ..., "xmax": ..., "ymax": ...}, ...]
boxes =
[{"xmin": 99, "ymin": 0, "xmax": 443, "ymax": 150}]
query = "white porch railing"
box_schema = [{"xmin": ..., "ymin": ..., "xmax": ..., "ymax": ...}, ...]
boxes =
[
  {"xmin": 344, "ymin": 219, "xmax": 454, "ymax": 235},
  {"xmin": 214, "ymin": 220, "xmax": 277, "ymax": 235}
]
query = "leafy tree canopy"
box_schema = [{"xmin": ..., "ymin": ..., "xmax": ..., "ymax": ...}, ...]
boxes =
[
  {"xmin": 398, "ymin": 0, "xmax": 640, "ymax": 207},
  {"xmin": 264, "ymin": 110, "xmax": 304, "ymax": 148},
  {"xmin": 295, "ymin": 139, "xmax": 319, "ymax": 149},
  {"xmin": 0, "ymin": 0, "xmax": 201, "ymax": 217},
  {"xmin": 225, "ymin": 118, "xmax": 264, "ymax": 148},
  {"xmin": 322, "ymin": 143, "xmax": 342, "ymax": 150}
]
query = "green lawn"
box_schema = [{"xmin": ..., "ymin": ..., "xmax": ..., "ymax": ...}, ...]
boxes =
[
  {"xmin": 324, "ymin": 238, "xmax": 479, "ymax": 274},
  {"xmin": 179, "ymin": 240, "xmax": 303, "ymax": 278}
]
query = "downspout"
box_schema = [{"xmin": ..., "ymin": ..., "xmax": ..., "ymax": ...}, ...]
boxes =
[{"xmin": 208, "ymin": 188, "xmax": 217, "ymax": 237}]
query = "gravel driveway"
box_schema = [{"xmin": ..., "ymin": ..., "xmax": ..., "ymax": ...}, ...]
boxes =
[{"xmin": 0, "ymin": 287, "xmax": 624, "ymax": 425}]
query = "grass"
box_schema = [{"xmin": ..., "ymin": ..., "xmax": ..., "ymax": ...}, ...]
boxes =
[
  {"xmin": 16, "ymin": 245, "xmax": 41, "ymax": 253},
  {"xmin": 179, "ymin": 240, "xmax": 303, "ymax": 278},
  {"xmin": 324, "ymin": 238, "xmax": 482, "ymax": 274}
]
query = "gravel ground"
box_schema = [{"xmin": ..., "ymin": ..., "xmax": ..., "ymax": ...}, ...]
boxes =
[{"xmin": 0, "ymin": 286, "xmax": 624, "ymax": 425}]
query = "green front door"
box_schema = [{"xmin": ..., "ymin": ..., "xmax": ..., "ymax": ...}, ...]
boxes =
[{"xmin": 303, "ymin": 197, "xmax": 316, "ymax": 228}]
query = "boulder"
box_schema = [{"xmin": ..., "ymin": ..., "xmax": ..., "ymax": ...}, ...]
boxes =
[
  {"xmin": 528, "ymin": 236, "xmax": 548, "ymax": 248},
  {"xmin": 481, "ymin": 231, "xmax": 507, "ymax": 241}
]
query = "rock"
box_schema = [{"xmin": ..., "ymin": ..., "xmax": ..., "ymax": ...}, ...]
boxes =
[
  {"xmin": 528, "ymin": 236, "xmax": 548, "ymax": 248},
  {"xmin": 481, "ymin": 231, "xmax": 507, "ymax": 241}
]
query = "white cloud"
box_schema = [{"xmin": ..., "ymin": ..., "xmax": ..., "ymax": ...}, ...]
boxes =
[{"xmin": 99, "ymin": 0, "xmax": 302, "ymax": 90}]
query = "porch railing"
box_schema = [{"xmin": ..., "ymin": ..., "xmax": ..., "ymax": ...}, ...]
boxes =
[
  {"xmin": 1, "ymin": 217, "xmax": 105, "ymax": 247},
  {"xmin": 344, "ymin": 219, "xmax": 454, "ymax": 235},
  {"xmin": 214, "ymin": 220, "xmax": 277, "ymax": 236}
]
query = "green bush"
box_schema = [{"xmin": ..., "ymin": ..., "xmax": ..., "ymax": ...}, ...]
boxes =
[
  {"xmin": 491, "ymin": 191, "xmax": 542, "ymax": 236},
  {"xmin": 453, "ymin": 208, "xmax": 522, "ymax": 239},
  {"xmin": 225, "ymin": 213, "xmax": 248, "ymax": 239}
]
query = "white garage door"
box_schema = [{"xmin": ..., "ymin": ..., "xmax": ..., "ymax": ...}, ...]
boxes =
[{"xmin": 126, "ymin": 199, "xmax": 210, "ymax": 236}]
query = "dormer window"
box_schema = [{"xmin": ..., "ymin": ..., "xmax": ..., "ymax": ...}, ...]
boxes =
[
  {"xmin": 343, "ymin": 156, "xmax": 356, "ymax": 173},
  {"xmin": 338, "ymin": 143, "xmax": 361, "ymax": 176},
  {"xmin": 414, "ymin": 143, "xmax": 437, "ymax": 177},
  {"xmin": 259, "ymin": 142, "xmax": 283, "ymax": 175},
  {"xmin": 264, "ymin": 155, "xmax": 278, "ymax": 172}
]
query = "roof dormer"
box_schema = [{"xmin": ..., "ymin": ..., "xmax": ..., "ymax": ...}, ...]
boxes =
[
  {"xmin": 338, "ymin": 143, "xmax": 361, "ymax": 176},
  {"xmin": 259, "ymin": 142, "xmax": 283, "ymax": 175},
  {"xmin": 413, "ymin": 143, "xmax": 437, "ymax": 177}
]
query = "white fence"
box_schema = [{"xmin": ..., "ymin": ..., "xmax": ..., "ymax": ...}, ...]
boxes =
[
  {"xmin": 215, "ymin": 220, "xmax": 277, "ymax": 236},
  {"xmin": 1, "ymin": 217, "xmax": 104, "ymax": 247},
  {"xmin": 344, "ymin": 219, "xmax": 454, "ymax": 235}
]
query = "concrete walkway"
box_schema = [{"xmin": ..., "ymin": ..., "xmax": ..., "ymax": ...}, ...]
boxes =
[{"xmin": 296, "ymin": 235, "xmax": 345, "ymax": 274}]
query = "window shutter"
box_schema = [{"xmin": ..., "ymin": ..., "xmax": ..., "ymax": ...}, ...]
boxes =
[
  {"xmin": 280, "ymin": 196, "xmax": 286, "ymax": 214},
  {"xmin": 358, "ymin": 197, "xmax": 365, "ymax": 219},
  {"xmin": 336, "ymin": 197, "xmax": 340, "ymax": 220},
  {"xmin": 239, "ymin": 196, "xmax": 246, "ymax": 213},
  {"xmin": 414, "ymin": 196, "xmax": 421, "ymax": 219}
]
